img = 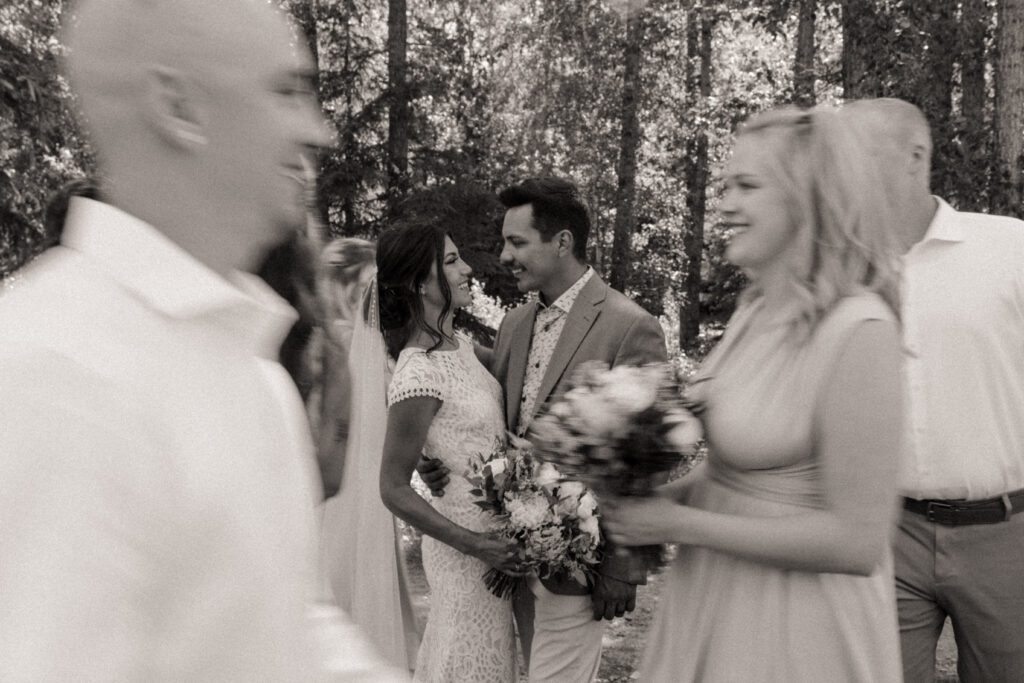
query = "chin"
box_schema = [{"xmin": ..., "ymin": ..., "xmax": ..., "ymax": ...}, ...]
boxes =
[
  {"xmin": 724, "ymin": 244, "xmax": 747, "ymax": 268},
  {"xmin": 515, "ymin": 276, "xmax": 538, "ymax": 293}
]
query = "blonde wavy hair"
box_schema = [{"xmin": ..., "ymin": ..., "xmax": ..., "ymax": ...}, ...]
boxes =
[
  {"xmin": 321, "ymin": 237, "xmax": 376, "ymax": 323},
  {"xmin": 735, "ymin": 105, "xmax": 901, "ymax": 337}
]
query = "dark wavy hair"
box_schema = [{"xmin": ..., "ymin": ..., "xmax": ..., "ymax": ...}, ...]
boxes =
[
  {"xmin": 375, "ymin": 222, "xmax": 453, "ymax": 359},
  {"xmin": 498, "ymin": 176, "xmax": 590, "ymax": 260}
]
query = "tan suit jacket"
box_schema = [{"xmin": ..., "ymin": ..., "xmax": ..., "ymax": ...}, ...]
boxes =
[{"xmin": 492, "ymin": 274, "xmax": 668, "ymax": 592}]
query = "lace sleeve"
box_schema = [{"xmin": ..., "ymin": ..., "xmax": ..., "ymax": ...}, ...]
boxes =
[{"xmin": 387, "ymin": 351, "xmax": 449, "ymax": 407}]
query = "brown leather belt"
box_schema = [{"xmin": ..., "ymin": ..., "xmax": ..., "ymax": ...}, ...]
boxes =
[{"xmin": 903, "ymin": 489, "xmax": 1024, "ymax": 526}]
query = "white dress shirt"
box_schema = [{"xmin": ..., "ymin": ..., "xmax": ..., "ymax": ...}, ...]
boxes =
[
  {"xmin": 899, "ymin": 197, "xmax": 1024, "ymax": 500},
  {"xmin": 516, "ymin": 267, "xmax": 594, "ymax": 435},
  {"xmin": 0, "ymin": 199, "xmax": 404, "ymax": 681}
]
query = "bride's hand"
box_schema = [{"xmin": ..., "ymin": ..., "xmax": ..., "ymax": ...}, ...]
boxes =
[
  {"xmin": 602, "ymin": 495, "xmax": 686, "ymax": 547},
  {"xmin": 466, "ymin": 533, "xmax": 528, "ymax": 576}
]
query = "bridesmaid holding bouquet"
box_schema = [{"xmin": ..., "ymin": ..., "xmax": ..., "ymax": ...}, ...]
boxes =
[{"xmin": 604, "ymin": 106, "xmax": 905, "ymax": 682}]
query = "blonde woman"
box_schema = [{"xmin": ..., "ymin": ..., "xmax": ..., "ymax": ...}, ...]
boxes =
[
  {"xmin": 317, "ymin": 237, "xmax": 421, "ymax": 672},
  {"xmin": 603, "ymin": 106, "xmax": 904, "ymax": 681},
  {"xmin": 313, "ymin": 237, "xmax": 377, "ymax": 494}
]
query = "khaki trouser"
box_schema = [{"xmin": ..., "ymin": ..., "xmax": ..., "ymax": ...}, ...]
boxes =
[
  {"xmin": 895, "ymin": 506, "xmax": 1024, "ymax": 683},
  {"xmin": 515, "ymin": 577, "xmax": 604, "ymax": 683}
]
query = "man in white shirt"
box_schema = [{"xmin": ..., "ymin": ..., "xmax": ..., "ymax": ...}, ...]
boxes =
[
  {"xmin": 0, "ymin": 0, "xmax": 403, "ymax": 680},
  {"xmin": 844, "ymin": 98, "xmax": 1024, "ymax": 683}
]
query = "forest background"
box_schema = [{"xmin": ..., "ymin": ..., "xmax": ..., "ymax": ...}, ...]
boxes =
[
  {"xmin": 3, "ymin": 2, "xmax": 996, "ymax": 677},
  {"xmin": 4, "ymin": 0, "xmax": 1024, "ymax": 356}
]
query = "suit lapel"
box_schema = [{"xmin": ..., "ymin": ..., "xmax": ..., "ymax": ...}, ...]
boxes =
[
  {"xmin": 531, "ymin": 276, "xmax": 606, "ymax": 423},
  {"xmin": 505, "ymin": 302, "xmax": 538, "ymax": 431}
]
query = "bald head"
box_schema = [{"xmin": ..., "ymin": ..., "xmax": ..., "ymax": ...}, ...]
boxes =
[
  {"xmin": 842, "ymin": 98, "xmax": 932, "ymax": 159},
  {"xmin": 62, "ymin": 0, "xmax": 332, "ymax": 275},
  {"xmin": 66, "ymin": 0, "xmax": 300, "ymax": 151},
  {"xmin": 841, "ymin": 97, "xmax": 937, "ymax": 250}
]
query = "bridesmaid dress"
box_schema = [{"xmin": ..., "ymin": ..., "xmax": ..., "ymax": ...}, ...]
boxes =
[{"xmin": 639, "ymin": 293, "xmax": 903, "ymax": 682}]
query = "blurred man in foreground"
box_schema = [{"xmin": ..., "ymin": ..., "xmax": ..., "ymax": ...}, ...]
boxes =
[{"xmin": 0, "ymin": 0, "xmax": 402, "ymax": 679}]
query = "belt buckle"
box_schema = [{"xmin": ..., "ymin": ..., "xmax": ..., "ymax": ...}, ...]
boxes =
[{"xmin": 925, "ymin": 500, "xmax": 958, "ymax": 525}]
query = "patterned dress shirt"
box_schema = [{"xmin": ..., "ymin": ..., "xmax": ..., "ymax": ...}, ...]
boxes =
[{"xmin": 516, "ymin": 267, "xmax": 594, "ymax": 436}]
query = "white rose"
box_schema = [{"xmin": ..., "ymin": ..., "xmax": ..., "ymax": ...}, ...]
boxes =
[
  {"xmin": 602, "ymin": 379, "xmax": 658, "ymax": 415},
  {"xmin": 488, "ymin": 457, "xmax": 508, "ymax": 477},
  {"xmin": 666, "ymin": 414, "xmax": 703, "ymax": 453},
  {"xmin": 535, "ymin": 462, "xmax": 561, "ymax": 488},
  {"xmin": 575, "ymin": 397, "xmax": 628, "ymax": 438},
  {"xmin": 549, "ymin": 401, "xmax": 573, "ymax": 419},
  {"xmin": 579, "ymin": 515, "xmax": 600, "ymax": 541},
  {"xmin": 577, "ymin": 491, "xmax": 598, "ymax": 519},
  {"xmin": 553, "ymin": 481, "xmax": 585, "ymax": 517},
  {"xmin": 558, "ymin": 481, "xmax": 585, "ymax": 500}
]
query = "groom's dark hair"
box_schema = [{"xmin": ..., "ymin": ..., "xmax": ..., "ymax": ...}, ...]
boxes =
[{"xmin": 499, "ymin": 176, "xmax": 590, "ymax": 261}]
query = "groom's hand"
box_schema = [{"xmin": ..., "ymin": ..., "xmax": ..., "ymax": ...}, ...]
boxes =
[
  {"xmin": 416, "ymin": 455, "xmax": 449, "ymax": 497},
  {"xmin": 590, "ymin": 573, "xmax": 637, "ymax": 621}
]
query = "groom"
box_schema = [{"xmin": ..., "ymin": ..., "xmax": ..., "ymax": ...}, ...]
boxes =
[{"xmin": 421, "ymin": 176, "xmax": 667, "ymax": 681}]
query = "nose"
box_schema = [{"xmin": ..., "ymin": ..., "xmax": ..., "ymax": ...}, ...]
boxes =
[
  {"xmin": 499, "ymin": 245, "xmax": 513, "ymax": 265},
  {"xmin": 463, "ymin": 261, "xmax": 474, "ymax": 278},
  {"xmin": 719, "ymin": 186, "xmax": 737, "ymax": 217},
  {"xmin": 300, "ymin": 100, "xmax": 336, "ymax": 150}
]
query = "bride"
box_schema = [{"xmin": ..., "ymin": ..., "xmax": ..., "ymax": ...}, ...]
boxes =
[{"xmin": 364, "ymin": 221, "xmax": 523, "ymax": 682}]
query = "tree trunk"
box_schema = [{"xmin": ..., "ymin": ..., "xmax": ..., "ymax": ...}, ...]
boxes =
[
  {"xmin": 794, "ymin": 0, "xmax": 817, "ymax": 107},
  {"xmin": 961, "ymin": 0, "xmax": 990, "ymax": 211},
  {"xmin": 680, "ymin": 6, "xmax": 712, "ymax": 353},
  {"xmin": 842, "ymin": 0, "xmax": 883, "ymax": 98},
  {"xmin": 608, "ymin": 4, "xmax": 644, "ymax": 293},
  {"xmin": 919, "ymin": 2, "xmax": 957, "ymax": 200},
  {"xmin": 995, "ymin": 0, "xmax": 1024, "ymax": 215},
  {"xmin": 386, "ymin": 0, "xmax": 410, "ymax": 220}
]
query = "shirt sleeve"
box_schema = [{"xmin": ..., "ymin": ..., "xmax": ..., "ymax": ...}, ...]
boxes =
[{"xmin": 387, "ymin": 352, "xmax": 448, "ymax": 406}]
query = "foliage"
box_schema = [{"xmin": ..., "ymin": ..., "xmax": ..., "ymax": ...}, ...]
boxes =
[
  {"xmin": 1, "ymin": 0, "xmax": 93, "ymax": 277},
  {"xmin": 3, "ymin": 0, "xmax": 1020, "ymax": 325}
]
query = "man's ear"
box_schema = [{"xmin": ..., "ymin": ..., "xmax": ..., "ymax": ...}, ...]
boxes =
[
  {"xmin": 557, "ymin": 229, "xmax": 575, "ymax": 258},
  {"xmin": 143, "ymin": 65, "xmax": 207, "ymax": 149}
]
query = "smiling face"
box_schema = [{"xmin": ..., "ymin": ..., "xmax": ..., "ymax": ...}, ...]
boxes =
[
  {"xmin": 197, "ymin": 6, "xmax": 332, "ymax": 245},
  {"xmin": 720, "ymin": 131, "xmax": 800, "ymax": 274},
  {"xmin": 422, "ymin": 235, "xmax": 473, "ymax": 313},
  {"xmin": 500, "ymin": 204, "xmax": 565, "ymax": 294}
]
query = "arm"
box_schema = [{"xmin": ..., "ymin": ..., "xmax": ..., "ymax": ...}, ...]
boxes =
[
  {"xmin": 605, "ymin": 320, "xmax": 902, "ymax": 576},
  {"xmin": 316, "ymin": 337, "xmax": 352, "ymax": 498},
  {"xmin": 656, "ymin": 459, "xmax": 707, "ymax": 504},
  {"xmin": 380, "ymin": 397, "xmax": 522, "ymax": 573}
]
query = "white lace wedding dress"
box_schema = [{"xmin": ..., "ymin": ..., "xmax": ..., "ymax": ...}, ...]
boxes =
[{"xmin": 388, "ymin": 335, "xmax": 517, "ymax": 683}]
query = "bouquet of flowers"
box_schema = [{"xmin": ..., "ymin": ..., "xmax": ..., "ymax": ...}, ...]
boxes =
[
  {"xmin": 466, "ymin": 438, "xmax": 602, "ymax": 599},
  {"xmin": 527, "ymin": 361, "xmax": 703, "ymax": 498}
]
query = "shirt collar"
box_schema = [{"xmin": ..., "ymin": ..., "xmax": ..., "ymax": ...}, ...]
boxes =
[
  {"xmin": 61, "ymin": 198, "xmax": 297, "ymax": 356},
  {"xmin": 920, "ymin": 196, "xmax": 964, "ymax": 244},
  {"xmin": 536, "ymin": 266, "xmax": 594, "ymax": 314}
]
